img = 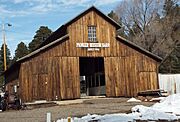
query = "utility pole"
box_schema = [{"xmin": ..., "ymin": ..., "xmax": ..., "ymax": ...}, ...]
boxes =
[
  {"xmin": 2, "ymin": 23, "xmax": 7, "ymax": 71},
  {"xmin": 2, "ymin": 23, "xmax": 11, "ymax": 71},
  {"xmin": 1, "ymin": 22, "xmax": 11, "ymax": 88}
]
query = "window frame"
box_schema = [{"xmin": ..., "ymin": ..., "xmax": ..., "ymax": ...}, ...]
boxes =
[{"xmin": 88, "ymin": 25, "xmax": 97, "ymax": 42}]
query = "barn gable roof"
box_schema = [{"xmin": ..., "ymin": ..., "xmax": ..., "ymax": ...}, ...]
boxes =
[
  {"xmin": 116, "ymin": 36, "xmax": 162, "ymax": 62},
  {"xmin": 2, "ymin": 34, "xmax": 69, "ymax": 78},
  {"xmin": 17, "ymin": 34, "xmax": 69, "ymax": 62},
  {"xmin": 39, "ymin": 6, "xmax": 121, "ymax": 48}
]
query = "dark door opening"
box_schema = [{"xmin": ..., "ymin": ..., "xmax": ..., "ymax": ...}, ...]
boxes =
[{"xmin": 79, "ymin": 57, "xmax": 105, "ymax": 96}]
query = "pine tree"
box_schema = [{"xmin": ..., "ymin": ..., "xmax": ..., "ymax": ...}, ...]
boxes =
[
  {"xmin": 0, "ymin": 44, "xmax": 11, "ymax": 71},
  {"xmin": 28, "ymin": 26, "xmax": 52, "ymax": 52},
  {"xmin": 14, "ymin": 42, "xmax": 29, "ymax": 60},
  {"xmin": 159, "ymin": 0, "xmax": 180, "ymax": 73},
  {"xmin": 159, "ymin": 43, "xmax": 180, "ymax": 73},
  {"xmin": 0, "ymin": 44, "xmax": 11, "ymax": 85}
]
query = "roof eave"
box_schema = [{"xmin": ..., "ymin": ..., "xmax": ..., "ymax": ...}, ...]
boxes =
[
  {"xmin": 17, "ymin": 34, "xmax": 69, "ymax": 62},
  {"xmin": 116, "ymin": 36, "xmax": 163, "ymax": 62}
]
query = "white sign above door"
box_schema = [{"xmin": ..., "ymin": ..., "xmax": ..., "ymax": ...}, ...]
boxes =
[{"xmin": 76, "ymin": 43, "xmax": 110, "ymax": 48}]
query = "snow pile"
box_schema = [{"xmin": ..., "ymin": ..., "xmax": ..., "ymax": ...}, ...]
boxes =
[
  {"xmin": 127, "ymin": 97, "xmax": 141, "ymax": 102},
  {"xmin": 131, "ymin": 94, "xmax": 180, "ymax": 120},
  {"xmin": 57, "ymin": 114, "xmax": 139, "ymax": 122},
  {"xmin": 132, "ymin": 105, "xmax": 178, "ymax": 120},
  {"xmin": 152, "ymin": 93, "xmax": 180, "ymax": 115},
  {"xmin": 57, "ymin": 94, "xmax": 180, "ymax": 122}
]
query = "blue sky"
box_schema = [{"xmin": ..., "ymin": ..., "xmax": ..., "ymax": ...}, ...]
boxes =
[{"xmin": 0, "ymin": 0, "xmax": 120, "ymax": 58}]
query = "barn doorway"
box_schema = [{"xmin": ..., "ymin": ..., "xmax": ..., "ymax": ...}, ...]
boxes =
[{"xmin": 79, "ymin": 57, "xmax": 106, "ymax": 97}]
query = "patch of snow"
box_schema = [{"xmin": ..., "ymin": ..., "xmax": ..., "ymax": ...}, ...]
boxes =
[
  {"xmin": 54, "ymin": 99, "xmax": 84, "ymax": 105},
  {"xmin": 149, "ymin": 97, "xmax": 165, "ymax": 102},
  {"xmin": 132, "ymin": 105, "xmax": 178, "ymax": 121},
  {"xmin": 127, "ymin": 97, "xmax": 141, "ymax": 102},
  {"xmin": 56, "ymin": 94, "xmax": 180, "ymax": 122},
  {"xmin": 152, "ymin": 93, "xmax": 180, "ymax": 115},
  {"xmin": 57, "ymin": 113, "xmax": 140, "ymax": 122},
  {"xmin": 25, "ymin": 100, "xmax": 48, "ymax": 105},
  {"xmin": 34, "ymin": 100, "xmax": 47, "ymax": 103}
]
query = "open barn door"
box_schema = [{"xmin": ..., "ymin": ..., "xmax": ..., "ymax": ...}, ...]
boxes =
[{"xmin": 79, "ymin": 57, "xmax": 106, "ymax": 96}]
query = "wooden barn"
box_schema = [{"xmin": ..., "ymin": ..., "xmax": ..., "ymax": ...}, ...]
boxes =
[{"xmin": 4, "ymin": 6, "xmax": 162, "ymax": 103}]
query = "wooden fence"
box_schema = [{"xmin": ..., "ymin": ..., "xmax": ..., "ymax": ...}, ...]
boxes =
[{"xmin": 158, "ymin": 74, "xmax": 180, "ymax": 94}]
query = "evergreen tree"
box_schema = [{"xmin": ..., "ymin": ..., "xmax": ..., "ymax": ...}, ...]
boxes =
[
  {"xmin": 14, "ymin": 42, "xmax": 29, "ymax": 60},
  {"xmin": 28, "ymin": 26, "xmax": 52, "ymax": 52},
  {"xmin": 0, "ymin": 44, "xmax": 11, "ymax": 85},
  {"xmin": 0, "ymin": 44, "xmax": 11, "ymax": 71},
  {"xmin": 160, "ymin": 43, "xmax": 180, "ymax": 73},
  {"xmin": 159, "ymin": 0, "xmax": 180, "ymax": 73}
]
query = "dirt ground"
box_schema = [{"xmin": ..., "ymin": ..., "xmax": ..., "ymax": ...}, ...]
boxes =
[{"xmin": 0, "ymin": 98, "xmax": 154, "ymax": 122}]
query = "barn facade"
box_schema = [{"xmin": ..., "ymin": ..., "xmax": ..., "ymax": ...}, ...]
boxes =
[{"xmin": 5, "ymin": 6, "xmax": 162, "ymax": 102}]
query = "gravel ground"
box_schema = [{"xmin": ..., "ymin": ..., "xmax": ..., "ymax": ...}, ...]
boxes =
[{"xmin": 0, "ymin": 98, "xmax": 154, "ymax": 122}]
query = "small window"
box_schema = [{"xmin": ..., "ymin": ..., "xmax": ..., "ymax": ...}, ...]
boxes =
[{"xmin": 88, "ymin": 26, "xmax": 97, "ymax": 42}]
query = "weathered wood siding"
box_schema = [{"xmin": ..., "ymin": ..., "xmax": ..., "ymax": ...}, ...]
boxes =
[
  {"xmin": 104, "ymin": 50, "xmax": 158, "ymax": 97},
  {"xmin": 17, "ymin": 10, "xmax": 159, "ymax": 102},
  {"xmin": 19, "ymin": 57, "xmax": 80, "ymax": 102},
  {"xmin": 66, "ymin": 10, "xmax": 117, "ymax": 57},
  {"xmin": 6, "ymin": 79, "xmax": 19, "ymax": 95}
]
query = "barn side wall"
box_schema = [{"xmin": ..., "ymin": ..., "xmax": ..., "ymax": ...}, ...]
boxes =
[
  {"xmin": 105, "ymin": 54, "xmax": 158, "ymax": 97},
  {"xmin": 19, "ymin": 57, "xmax": 80, "ymax": 102}
]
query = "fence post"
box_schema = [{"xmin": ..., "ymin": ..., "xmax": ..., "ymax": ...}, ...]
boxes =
[
  {"xmin": 68, "ymin": 117, "xmax": 71, "ymax": 122},
  {"xmin": 46, "ymin": 112, "xmax": 51, "ymax": 122}
]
